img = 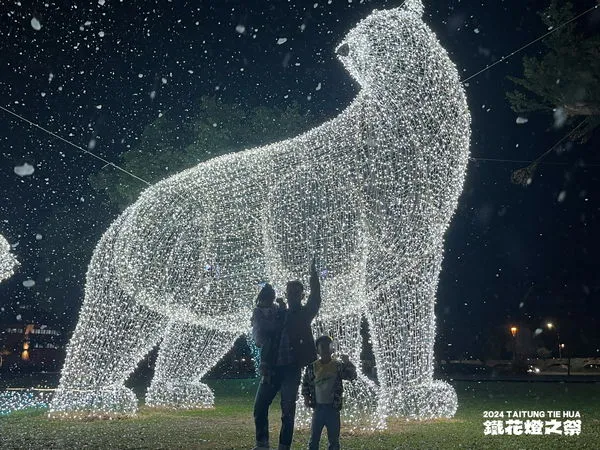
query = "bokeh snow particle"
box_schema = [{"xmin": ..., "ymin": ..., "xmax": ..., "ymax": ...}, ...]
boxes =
[
  {"xmin": 235, "ymin": 25, "xmax": 245, "ymax": 34},
  {"xmin": 553, "ymin": 107, "xmax": 567, "ymax": 128},
  {"xmin": 31, "ymin": 17, "xmax": 42, "ymax": 31},
  {"xmin": 23, "ymin": 279, "xmax": 36, "ymax": 288},
  {"xmin": 277, "ymin": 38, "xmax": 288, "ymax": 45},
  {"xmin": 516, "ymin": 116, "xmax": 528, "ymax": 125},
  {"xmin": 557, "ymin": 191, "xmax": 566, "ymax": 202},
  {"xmin": 477, "ymin": 46, "xmax": 491, "ymax": 57},
  {"xmin": 14, "ymin": 163, "xmax": 35, "ymax": 177}
]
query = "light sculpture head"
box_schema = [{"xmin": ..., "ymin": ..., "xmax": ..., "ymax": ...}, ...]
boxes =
[{"xmin": 335, "ymin": 0, "xmax": 426, "ymax": 90}]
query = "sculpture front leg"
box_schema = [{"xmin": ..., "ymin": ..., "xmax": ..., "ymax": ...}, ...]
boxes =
[{"xmin": 366, "ymin": 254, "xmax": 457, "ymax": 419}]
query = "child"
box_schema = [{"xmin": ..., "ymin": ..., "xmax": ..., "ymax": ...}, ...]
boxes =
[
  {"xmin": 251, "ymin": 283, "xmax": 286, "ymax": 380},
  {"xmin": 302, "ymin": 335, "xmax": 357, "ymax": 450}
]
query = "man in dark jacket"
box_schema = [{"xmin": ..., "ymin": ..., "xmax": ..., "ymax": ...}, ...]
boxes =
[{"xmin": 253, "ymin": 258, "xmax": 322, "ymax": 450}]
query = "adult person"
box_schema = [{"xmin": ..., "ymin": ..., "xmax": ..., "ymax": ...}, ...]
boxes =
[{"xmin": 253, "ymin": 258, "xmax": 322, "ymax": 450}]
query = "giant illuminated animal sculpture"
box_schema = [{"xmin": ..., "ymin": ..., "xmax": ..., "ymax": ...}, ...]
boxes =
[{"xmin": 51, "ymin": 0, "xmax": 470, "ymax": 424}]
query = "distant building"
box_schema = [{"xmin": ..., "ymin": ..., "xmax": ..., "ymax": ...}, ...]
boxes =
[{"xmin": 0, "ymin": 323, "xmax": 64, "ymax": 372}]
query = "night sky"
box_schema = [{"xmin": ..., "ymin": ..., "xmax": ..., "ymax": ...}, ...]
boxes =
[{"xmin": 1, "ymin": 0, "xmax": 599, "ymax": 360}]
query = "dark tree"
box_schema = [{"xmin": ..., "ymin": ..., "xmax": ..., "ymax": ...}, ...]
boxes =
[
  {"xmin": 506, "ymin": 1, "xmax": 600, "ymax": 185},
  {"xmin": 90, "ymin": 96, "xmax": 319, "ymax": 211}
]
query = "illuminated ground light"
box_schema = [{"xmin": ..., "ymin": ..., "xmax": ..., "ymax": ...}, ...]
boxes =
[
  {"xmin": 51, "ymin": 0, "xmax": 469, "ymax": 425},
  {"xmin": 0, "ymin": 234, "xmax": 19, "ymax": 282},
  {"xmin": 0, "ymin": 390, "xmax": 52, "ymax": 416}
]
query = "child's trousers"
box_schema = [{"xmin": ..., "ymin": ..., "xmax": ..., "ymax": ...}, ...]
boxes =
[{"xmin": 308, "ymin": 403, "xmax": 340, "ymax": 450}]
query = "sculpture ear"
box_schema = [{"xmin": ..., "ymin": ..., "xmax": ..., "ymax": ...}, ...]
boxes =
[{"xmin": 402, "ymin": 0, "xmax": 424, "ymax": 16}]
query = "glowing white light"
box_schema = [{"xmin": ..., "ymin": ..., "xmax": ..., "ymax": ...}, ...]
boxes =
[
  {"xmin": 31, "ymin": 17, "xmax": 42, "ymax": 31},
  {"xmin": 14, "ymin": 163, "xmax": 35, "ymax": 177},
  {"xmin": 0, "ymin": 235, "xmax": 19, "ymax": 282},
  {"xmin": 51, "ymin": 0, "xmax": 469, "ymax": 424},
  {"xmin": 0, "ymin": 390, "xmax": 51, "ymax": 416}
]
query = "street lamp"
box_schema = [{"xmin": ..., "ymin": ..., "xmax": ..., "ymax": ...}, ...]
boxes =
[
  {"xmin": 510, "ymin": 326, "xmax": 518, "ymax": 360},
  {"xmin": 546, "ymin": 322, "xmax": 562, "ymax": 359}
]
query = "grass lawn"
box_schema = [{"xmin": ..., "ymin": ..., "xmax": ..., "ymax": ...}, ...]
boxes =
[{"xmin": 1, "ymin": 380, "xmax": 598, "ymax": 449}]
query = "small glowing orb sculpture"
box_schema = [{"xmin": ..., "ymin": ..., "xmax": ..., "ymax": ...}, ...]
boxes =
[
  {"xmin": 51, "ymin": 0, "xmax": 470, "ymax": 424},
  {"xmin": 0, "ymin": 234, "xmax": 19, "ymax": 282}
]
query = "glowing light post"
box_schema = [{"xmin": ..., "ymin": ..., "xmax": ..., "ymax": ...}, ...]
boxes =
[
  {"xmin": 546, "ymin": 322, "xmax": 562, "ymax": 359},
  {"xmin": 50, "ymin": 0, "xmax": 470, "ymax": 424},
  {"xmin": 510, "ymin": 326, "xmax": 518, "ymax": 361}
]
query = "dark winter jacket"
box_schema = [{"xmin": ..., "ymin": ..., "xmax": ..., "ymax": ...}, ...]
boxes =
[
  {"xmin": 251, "ymin": 304, "xmax": 286, "ymax": 375},
  {"xmin": 278, "ymin": 269, "xmax": 322, "ymax": 367}
]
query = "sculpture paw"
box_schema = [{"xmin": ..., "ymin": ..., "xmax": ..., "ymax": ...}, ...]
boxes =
[
  {"xmin": 384, "ymin": 380, "xmax": 457, "ymax": 419},
  {"xmin": 145, "ymin": 380, "xmax": 214, "ymax": 409},
  {"xmin": 48, "ymin": 385, "xmax": 138, "ymax": 418}
]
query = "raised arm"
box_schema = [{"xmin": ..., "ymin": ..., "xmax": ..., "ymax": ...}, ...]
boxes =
[{"xmin": 305, "ymin": 257, "xmax": 321, "ymax": 319}]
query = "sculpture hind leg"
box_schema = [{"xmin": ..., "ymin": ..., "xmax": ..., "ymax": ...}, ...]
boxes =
[
  {"xmin": 49, "ymin": 287, "xmax": 168, "ymax": 417},
  {"xmin": 366, "ymin": 253, "xmax": 457, "ymax": 419},
  {"xmin": 146, "ymin": 322, "xmax": 239, "ymax": 408},
  {"xmin": 49, "ymin": 214, "xmax": 169, "ymax": 418}
]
